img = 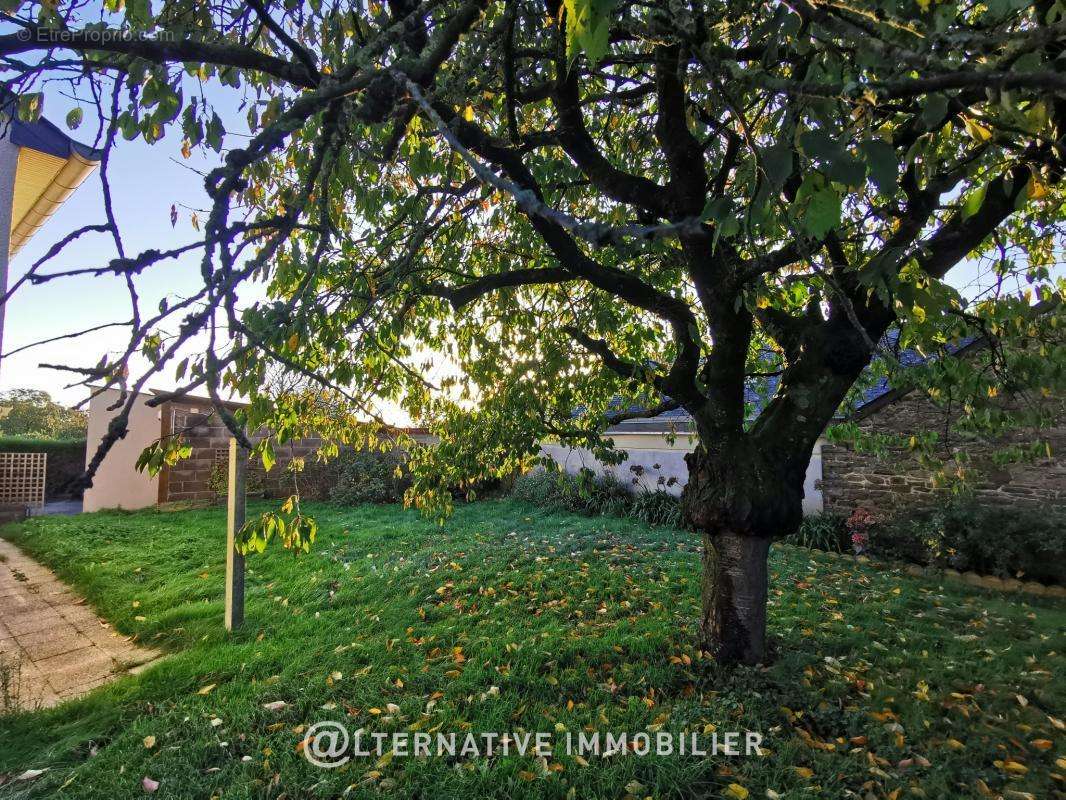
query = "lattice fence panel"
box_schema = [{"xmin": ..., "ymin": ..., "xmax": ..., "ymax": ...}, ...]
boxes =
[{"xmin": 0, "ymin": 453, "xmax": 47, "ymax": 508}]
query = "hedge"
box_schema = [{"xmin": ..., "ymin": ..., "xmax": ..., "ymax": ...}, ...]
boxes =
[{"xmin": 0, "ymin": 436, "xmax": 87, "ymax": 499}]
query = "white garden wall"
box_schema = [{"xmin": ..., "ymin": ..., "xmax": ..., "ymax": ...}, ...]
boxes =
[{"xmin": 541, "ymin": 432, "xmax": 824, "ymax": 515}]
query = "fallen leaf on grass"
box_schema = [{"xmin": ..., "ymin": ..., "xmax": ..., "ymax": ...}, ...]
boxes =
[
  {"xmin": 723, "ymin": 783, "xmax": 749, "ymax": 799},
  {"xmin": 15, "ymin": 769, "xmax": 47, "ymax": 781},
  {"xmin": 197, "ymin": 684, "xmax": 217, "ymax": 695},
  {"xmin": 142, "ymin": 776, "xmax": 160, "ymax": 793},
  {"xmin": 143, "ymin": 735, "xmax": 156, "ymax": 749},
  {"xmin": 994, "ymin": 760, "xmax": 1028, "ymax": 774},
  {"xmin": 262, "ymin": 701, "xmax": 288, "ymax": 712}
]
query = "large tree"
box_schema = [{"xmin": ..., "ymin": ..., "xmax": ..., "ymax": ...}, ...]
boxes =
[{"xmin": 2, "ymin": 0, "xmax": 1064, "ymax": 663}]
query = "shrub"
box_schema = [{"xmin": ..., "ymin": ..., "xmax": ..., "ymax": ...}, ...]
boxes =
[
  {"xmin": 329, "ymin": 448, "xmax": 409, "ymax": 505},
  {"xmin": 789, "ymin": 512, "xmax": 849, "ymax": 553},
  {"xmin": 869, "ymin": 499, "xmax": 1066, "ymax": 585},
  {"xmin": 630, "ymin": 489, "xmax": 683, "ymax": 528},
  {"xmin": 511, "ymin": 468, "xmax": 683, "ymax": 527}
]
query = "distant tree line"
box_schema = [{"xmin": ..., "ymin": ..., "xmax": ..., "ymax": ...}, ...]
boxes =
[{"xmin": 0, "ymin": 389, "xmax": 87, "ymax": 440}]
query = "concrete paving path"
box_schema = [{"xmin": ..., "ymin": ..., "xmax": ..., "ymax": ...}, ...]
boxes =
[{"xmin": 0, "ymin": 538, "xmax": 159, "ymax": 711}]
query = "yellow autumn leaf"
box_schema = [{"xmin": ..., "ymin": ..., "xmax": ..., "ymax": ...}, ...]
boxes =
[
  {"xmin": 143, "ymin": 735, "xmax": 156, "ymax": 749},
  {"xmin": 1027, "ymin": 177, "xmax": 1047, "ymax": 200},
  {"xmin": 994, "ymin": 760, "xmax": 1028, "ymax": 774},
  {"xmin": 374, "ymin": 750, "xmax": 394, "ymax": 769},
  {"xmin": 197, "ymin": 683, "xmax": 217, "ymax": 695},
  {"xmin": 793, "ymin": 767, "xmax": 814, "ymax": 778},
  {"xmin": 964, "ymin": 117, "xmax": 993, "ymax": 142},
  {"xmin": 724, "ymin": 784, "xmax": 749, "ymax": 799},
  {"xmin": 462, "ymin": 105, "xmax": 475, "ymax": 122}
]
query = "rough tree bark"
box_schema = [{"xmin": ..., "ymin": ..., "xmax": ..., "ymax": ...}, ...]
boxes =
[{"xmin": 683, "ymin": 444, "xmax": 807, "ymax": 665}]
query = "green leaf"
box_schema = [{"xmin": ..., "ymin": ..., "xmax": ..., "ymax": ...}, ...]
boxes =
[
  {"xmin": 65, "ymin": 107, "xmax": 84, "ymax": 130},
  {"xmin": 205, "ymin": 112, "xmax": 225, "ymax": 152},
  {"xmin": 799, "ymin": 130, "xmax": 838, "ymax": 162},
  {"xmin": 828, "ymin": 153, "xmax": 866, "ymax": 189},
  {"xmin": 921, "ymin": 94, "xmax": 950, "ymax": 130},
  {"xmin": 702, "ymin": 197, "xmax": 740, "ymax": 251},
  {"xmin": 17, "ymin": 93, "xmax": 42, "ymax": 123},
  {"xmin": 563, "ymin": 0, "xmax": 615, "ymax": 65},
  {"xmin": 126, "ymin": 0, "xmax": 152, "ymax": 27},
  {"xmin": 261, "ymin": 439, "xmax": 276, "ymax": 471},
  {"xmin": 793, "ymin": 175, "xmax": 842, "ymax": 238},
  {"xmin": 804, "ymin": 186, "xmax": 841, "ymax": 237},
  {"xmin": 961, "ymin": 184, "xmax": 987, "ymax": 219},
  {"xmin": 859, "ymin": 138, "xmax": 898, "ymax": 194},
  {"xmin": 760, "ymin": 142, "xmax": 793, "ymax": 194}
]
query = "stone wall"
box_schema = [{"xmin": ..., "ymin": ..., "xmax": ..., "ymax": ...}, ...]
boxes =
[
  {"xmin": 820, "ymin": 388, "xmax": 1066, "ymax": 517},
  {"xmin": 160, "ymin": 400, "xmax": 325, "ymax": 503}
]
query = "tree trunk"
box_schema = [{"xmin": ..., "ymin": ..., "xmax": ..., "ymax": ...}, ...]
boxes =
[
  {"xmin": 699, "ymin": 530, "xmax": 771, "ymax": 665},
  {"xmin": 682, "ymin": 444, "xmax": 803, "ymax": 666}
]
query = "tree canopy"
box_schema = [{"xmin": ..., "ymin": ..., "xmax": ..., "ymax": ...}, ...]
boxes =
[
  {"xmin": 0, "ymin": 388, "xmax": 87, "ymax": 439},
  {"xmin": 3, "ymin": 0, "xmax": 1065, "ymax": 661}
]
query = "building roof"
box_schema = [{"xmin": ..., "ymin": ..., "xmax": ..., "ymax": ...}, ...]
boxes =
[
  {"xmin": 7, "ymin": 111, "xmax": 103, "ymax": 162},
  {"xmin": 604, "ymin": 330, "xmax": 984, "ymax": 434},
  {"xmin": 2, "ymin": 91, "xmax": 102, "ymax": 258}
]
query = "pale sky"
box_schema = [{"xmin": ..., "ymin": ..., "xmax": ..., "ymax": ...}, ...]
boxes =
[{"xmin": 1, "ymin": 83, "xmax": 255, "ymax": 409}]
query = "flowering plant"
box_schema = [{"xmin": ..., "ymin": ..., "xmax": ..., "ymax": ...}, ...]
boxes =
[{"xmin": 846, "ymin": 507, "xmax": 877, "ymax": 555}]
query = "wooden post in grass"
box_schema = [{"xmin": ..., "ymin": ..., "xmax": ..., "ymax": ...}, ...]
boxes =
[{"xmin": 225, "ymin": 437, "xmax": 247, "ymax": 631}]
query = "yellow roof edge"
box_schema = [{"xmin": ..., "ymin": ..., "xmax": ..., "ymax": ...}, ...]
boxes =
[{"xmin": 9, "ymin": 151, "xmax": 98, "ymax": 259}]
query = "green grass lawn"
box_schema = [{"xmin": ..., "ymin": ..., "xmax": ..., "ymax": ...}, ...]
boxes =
[{"xmin": 0, "ymin": 500, "xmax": 1063, "ymax": 799}]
